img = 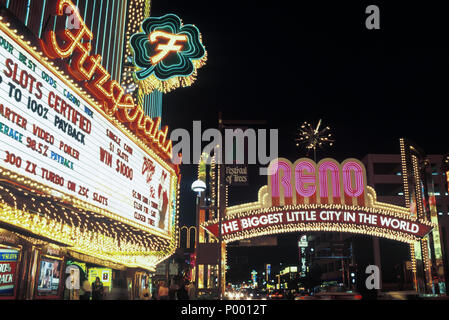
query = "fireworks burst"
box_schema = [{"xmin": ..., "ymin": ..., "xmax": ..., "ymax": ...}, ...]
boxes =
[{"xmin": 295, "ymin": 119, "xmax": 335, "ymax": 161}]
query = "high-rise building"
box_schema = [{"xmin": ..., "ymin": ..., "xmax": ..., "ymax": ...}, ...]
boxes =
[
  {"xmin": 309, "ymin": 153, "xmax": 449, "ymax": 292},
  {"xmin": 362, "ymin": 153, "xmax": 449, "ymax": 293},
  {"xmin": 307, "ymin": 233, "xmax": 352, "ymax": 287},
  {"xmin": 362, "ymin": 154, "xmax": 449, "ymax": 213}
]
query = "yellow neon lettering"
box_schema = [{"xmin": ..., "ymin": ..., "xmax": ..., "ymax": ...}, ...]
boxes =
[{"xmin": 149, "ymin": 30, "xmax": 188, "ymax": 64}]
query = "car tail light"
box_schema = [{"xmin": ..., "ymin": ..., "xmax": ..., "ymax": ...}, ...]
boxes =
[{"xmin": 354, "ymin": 295, "xmax": 362, "ymax": 300}]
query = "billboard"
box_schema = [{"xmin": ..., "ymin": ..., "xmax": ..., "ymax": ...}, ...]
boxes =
[
  {"xmin": 0, "ymin": 248, "xmax": 19, "ymax": 297},
  {"xmin": 0, "ymin": 27, "xmax": 175, "ymax": 236},
  {"xmin": 36, "ymin": 257, "xmax": 62, "ymax": 296},
  {"xmin": 88, "ymin": 268, "xmax": 112, "ymax": 290},
  {"xmin": 225, "ymin": 165, "xmax": 248, "ymax": 186}
]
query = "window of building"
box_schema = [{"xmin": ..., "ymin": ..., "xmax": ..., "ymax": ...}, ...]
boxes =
[
  {"xmin": 374, "ymin": 184, "xmax": 404, "ymax": 196},
  {"xmin": 373, "ymin": 163, "xmax": 402, "ymax": 175}
]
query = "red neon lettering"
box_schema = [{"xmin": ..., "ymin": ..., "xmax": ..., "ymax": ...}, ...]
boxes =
[{"xmin": 39, "ymin": 0, "xmax": 173, "ymax": 160}]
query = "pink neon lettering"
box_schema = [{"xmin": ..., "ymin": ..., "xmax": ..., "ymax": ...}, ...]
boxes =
[
  {"xmin": 342, "ymin": 161, "xmax": 364, "ymax": 197},
  {"xmin": 295, "ymin": 160, "xmax": 316, "ymax": 197},
  {"xmin": 270, "ymin": 160, "xmax": 292, "ymax": 198},
  {"xmin": 319, "ymin": 161, "xmax": 340, "ymax": 198}
]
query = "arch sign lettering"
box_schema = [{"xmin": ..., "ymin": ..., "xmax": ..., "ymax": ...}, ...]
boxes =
[{"xmin": 203, "ymin": 158, "xmax": 435, "ymax": 243}]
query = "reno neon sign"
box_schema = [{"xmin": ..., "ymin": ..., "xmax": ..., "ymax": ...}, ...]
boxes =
[
  {"xmin": 268, "ymin": 158, "xmax": 367, "ymax": 207},
  {"xmin": 39, "ymin": 0, "xmax": 172, "ymax": 160},
  {"xmin": 202, "ymin": 157, "xmax": 435, "ymax": 243}
]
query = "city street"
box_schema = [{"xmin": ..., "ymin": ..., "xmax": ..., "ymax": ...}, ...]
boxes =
[{"xmin": 0, "ymin": 1, "xmax": 448, "ymax": 313}]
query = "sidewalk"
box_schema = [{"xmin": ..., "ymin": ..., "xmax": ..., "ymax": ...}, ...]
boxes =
[{"xmin": 379, "ymin": 291, "xmax": 449, "ymax": 300}]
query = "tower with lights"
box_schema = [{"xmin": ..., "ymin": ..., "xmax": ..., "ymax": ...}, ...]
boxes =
[{"xmin": 295, "ymin": 119, "xmax": 335, "ymax": 161}]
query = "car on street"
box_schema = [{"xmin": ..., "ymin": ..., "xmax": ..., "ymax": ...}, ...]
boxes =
[
  {"xmin": 224, "ymin": 290, "xmax": 244, "ymax": 300},
  {"xmin": 313, "ymin": 285, "xmax": 362, "ymax": 300},
  {"xmin": 267, "ymin": 290, "xmax": 285, "ymax": 300},
  {"xmin": 294, "ymin": 292, "xmax": 319, "ymax": 300},
  {"xmin": 241, "ymin": 288, "xmax": 264, "ymax": 300}
]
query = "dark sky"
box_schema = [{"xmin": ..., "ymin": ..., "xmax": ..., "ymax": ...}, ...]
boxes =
[{"xmin": 148, "ymin": 1, "xmax": 449, "ymax": 227}]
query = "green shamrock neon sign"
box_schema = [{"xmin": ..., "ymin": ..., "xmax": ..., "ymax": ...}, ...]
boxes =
[{"xmin": 130, "ymin": 13, "xmax": 206, "ymax": 92}]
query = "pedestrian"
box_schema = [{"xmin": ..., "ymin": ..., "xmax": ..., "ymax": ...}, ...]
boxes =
[
  {"xmin": 157, "ymin": 280, "xmax": 169, "ymax": 300},
  {"xmin": 141, "ymin": 283, "xmax": 151, "ymax": 300},
  {"xmin": 176, "ymin": 280, "xmax": 189, "ymax": 300},
  {"xmin": 169, "ymin": 277, "xmax": 179, "ymax": 300},
  {"xmin": 394, "ymin": 263, "xmax": 403, "ymax": 290},
  {"xmin": 187, "ymin": 281, "xmax": 196, "ymax": 300},
  {"xmin": 91, "ymin": 277, "xmax": 104, "ymax": 300},
  {"xmin": 152, "ymin": 281, "xmax": 158, "ymax": 300},
  {"xmin": 80, "ymin": 279, "xmax": 91, "ymax": 300}
]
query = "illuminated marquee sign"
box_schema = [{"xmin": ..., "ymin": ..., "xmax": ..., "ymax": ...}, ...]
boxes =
[
  {"xmin": 130, "ymin": 13, "xmax": 207, "ymax": 94},
  {"xmin": 39, "ymin": 0, "xmax": 173, "ymax": 159},
  {"xmin": 0, "ymin": 20, "xmax": 176, "ymax": 236},
  {"xmin": 203, "ymin": 158, "xmax": 435, "ymax": 243}
]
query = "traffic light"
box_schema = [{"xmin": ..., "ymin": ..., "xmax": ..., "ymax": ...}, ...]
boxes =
[{"xmin": 349, "ymin": 265, "xmax": 357, "ymax": 286}]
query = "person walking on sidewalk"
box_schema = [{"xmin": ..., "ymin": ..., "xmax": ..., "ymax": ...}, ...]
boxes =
[{"xmin": 157, "ymin": 280, "xmax": 169, "ymax": 300}]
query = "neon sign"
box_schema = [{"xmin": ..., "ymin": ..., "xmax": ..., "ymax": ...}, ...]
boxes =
[
  {"xmin": 203, "ymin": 158, "xmax": 435, "ymax": 243},
  {"xmin": 446, "ymin": 170, "xmax": 449, "ymax": 194},
  {"xmin": 130, "ymin": 14, "xmax": 207, "ymax": 94},
  {"xmin": 39, "ymin": 0, "xmax": 173, "ymax": 160},
  {"xmin": 0, "ymin": 24, "xmax": 175, "ymax": 235},
  {"xmin": 148, "ymin": 31, "xmax": 188, "ymax": 65},
  {"xmin": 269, "ymin": 158, "xmax": 366, "ymax": 207},
  {"xmin": 206, "ymin": 208, "xmax": 432, "ymax": 239}
]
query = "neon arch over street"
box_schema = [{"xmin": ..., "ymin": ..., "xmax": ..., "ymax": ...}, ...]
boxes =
[{"xmin": 203, "ymin": 158, "xmax": 435, "ymax": 243}]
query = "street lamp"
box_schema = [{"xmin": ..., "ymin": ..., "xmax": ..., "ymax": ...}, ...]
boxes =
[
  {"xmin": 192, "ymin": 178, "xmax": 207, "ymax": 298},
  {"xmin": 191, "ymin": 179, "xmax": 206, "ymax": 195}
]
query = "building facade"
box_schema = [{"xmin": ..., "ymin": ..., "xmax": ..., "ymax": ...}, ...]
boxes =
[
  {"xmin": 363, "ymin": 153, "xmax": 449, "ymax": 292},
  {"xmin": 0, "ymin": 0, "xmax": 179, "ymax": 300},
  {"xmin": 308, "ymin": 152, "xmax": 449, "ymax": 293}
]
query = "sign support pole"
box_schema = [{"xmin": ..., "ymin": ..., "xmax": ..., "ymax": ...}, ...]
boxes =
[{"xmin": 218, "ymin": 113, "xmax": 224, "ymax": 299}]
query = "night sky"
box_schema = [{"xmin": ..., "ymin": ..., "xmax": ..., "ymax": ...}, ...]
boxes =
[{"xmin": 148, "ymin": 1, "xmax": 449, "ymax": 230}]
